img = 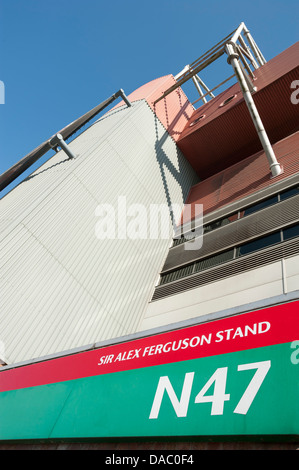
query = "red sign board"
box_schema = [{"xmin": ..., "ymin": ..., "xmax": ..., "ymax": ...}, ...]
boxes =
[{"xmin": 1, "ymin": 300, "xmax": 297, "ymax": 393}]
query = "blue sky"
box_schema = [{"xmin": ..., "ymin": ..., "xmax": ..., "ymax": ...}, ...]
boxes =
[{"xmin": 0, "ymin": 0, "xmax": 298, "ymax": 196}]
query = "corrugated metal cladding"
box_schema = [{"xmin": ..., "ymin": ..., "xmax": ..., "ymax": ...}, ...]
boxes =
[{"xmin": 0, "ymin": 100, "xmax": 198, "ymax": 364}]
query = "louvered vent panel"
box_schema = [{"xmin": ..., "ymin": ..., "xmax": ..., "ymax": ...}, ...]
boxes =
[
  {"xmin": 162, "ymin": 194, "xmax": 299, "ymax": 272},
  {"xmin": 152, "ymin": 237, "xmax": 299, "ymax": 301}
]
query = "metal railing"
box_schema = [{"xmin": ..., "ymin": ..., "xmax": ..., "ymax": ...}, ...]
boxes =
[
  {"xmin": 155, "ymin": 22, "xmax": 265, "ymax": 106},
  {"xmin": 154, "ymin": 22, "xmax": 282, "ymax": 178}
]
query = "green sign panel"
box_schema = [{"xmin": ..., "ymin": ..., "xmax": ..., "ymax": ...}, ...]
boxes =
[{"xmin": 0, "ymin": 302, "xmax": 298, "ymax": 440}]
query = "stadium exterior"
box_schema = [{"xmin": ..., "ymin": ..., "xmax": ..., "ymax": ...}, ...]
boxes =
[{"xmin": 0, "ymin": 23, "xmax": 299, "ymax": 449}]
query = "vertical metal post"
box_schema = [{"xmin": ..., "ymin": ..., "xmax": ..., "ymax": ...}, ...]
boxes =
[
  {"xmin": 195, "ymin": 74, "xmax": 215, "ymax": 99},
  {"xmin": 226, "ymin": 43, "xmax": 282, "ymax": 177},
  {"xmin": 192, "ymin": 76, "xmax": 207, "ymax": 103}
]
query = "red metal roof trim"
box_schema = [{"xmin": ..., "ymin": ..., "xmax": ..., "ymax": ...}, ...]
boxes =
[{"xmin": 110, "ymin": 75, "xmax": 194, "ymax": 141}]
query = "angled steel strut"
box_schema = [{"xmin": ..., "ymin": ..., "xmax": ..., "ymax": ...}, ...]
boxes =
[{"xmin": 0, "ymin": 89, "xmax": 131, "ymax": 192}]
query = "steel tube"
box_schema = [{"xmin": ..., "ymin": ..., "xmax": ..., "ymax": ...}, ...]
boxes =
[
  {"xmin": 192, "ymin": 76, "xmax": 207, "ymax": 103},
  {"xmin": 250, "ymin": 35, "xmax": 267, "ymax": 64},
  {"xmin": 238, "ymin": 35, "xmax": 259, "ymax": 69},
  {"xmin": 118, "ymin": 89, "xmax": 132, "ymax": 107},
  {"xmin": 195, "ymin": 75, "xmax": 215, "ymax": 98},
  {"xmin": 238, "ymin": 60, "xmax": 257, "ymax": 93},
  {"xmin": 174, "ymin": 65, "xmax": 190, "ymax": 81},
  {"xmin": 236, "ymin": 45, "xmax": 255, "ymax": 80},
  {"xmin": 230, "ymin": 22, "xmax": 245, "ymax": 45},
  {"xmin": 242, "ymin": 28, "xmax": 265, "ymax": 66},
  {"xmin": 191, "ymin": 74, "xmax": 235, "ymax": 105},
  {"xmin": 226, "ymin": 44, "xmax": 282, "ymax": 177}
]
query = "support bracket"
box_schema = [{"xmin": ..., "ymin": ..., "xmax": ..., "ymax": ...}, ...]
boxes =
[{"xmin": 49, "ymin": 133, "xmax": 77, "ymax": 160}]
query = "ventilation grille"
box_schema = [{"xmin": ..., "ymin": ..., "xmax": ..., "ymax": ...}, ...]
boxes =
[
  {"xmin": 152, "ymin": 237, "xmax": 299, "ymax": 301},
  {"xmin": 162, "ymin": 193, "xmax": 299, "ymax": 272}
]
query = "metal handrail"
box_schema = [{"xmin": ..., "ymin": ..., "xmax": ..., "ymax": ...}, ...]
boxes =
[
  {"xmin": 0, "ymin": 89, "xmax": 131, "ymax": 192},
  {"xmin": 191, "ymin": 74, "xmax": 235, "ymax": 106},
  {"xmin": 153, "ymin": 22, "xmax": 282, "ymax": 178},
  {"xmin": 154, "ymin": 22, "xmax": 266, "ymax": 106}
]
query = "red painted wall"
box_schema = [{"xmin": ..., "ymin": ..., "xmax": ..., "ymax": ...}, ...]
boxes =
[{"xmin": 182, "ymin": 130, "xmax": 299, "ymax": 222}]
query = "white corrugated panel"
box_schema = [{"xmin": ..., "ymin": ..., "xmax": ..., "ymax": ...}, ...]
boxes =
[{"xmin": 0, "ymin": 100, "xmax": 198, "ymax": 364}]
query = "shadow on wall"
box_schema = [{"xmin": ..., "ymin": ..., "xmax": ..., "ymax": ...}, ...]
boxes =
[
  {"xmin": 162, "ymin": 90, "xmax": 194, "ymax": 140},
  {"xmin": 153, "ymin": 109, "xmax": 199, "ymax": 230},
  {"xmin": 24, "ymin": 157, "xmax": 71, "ymax": 182}
]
